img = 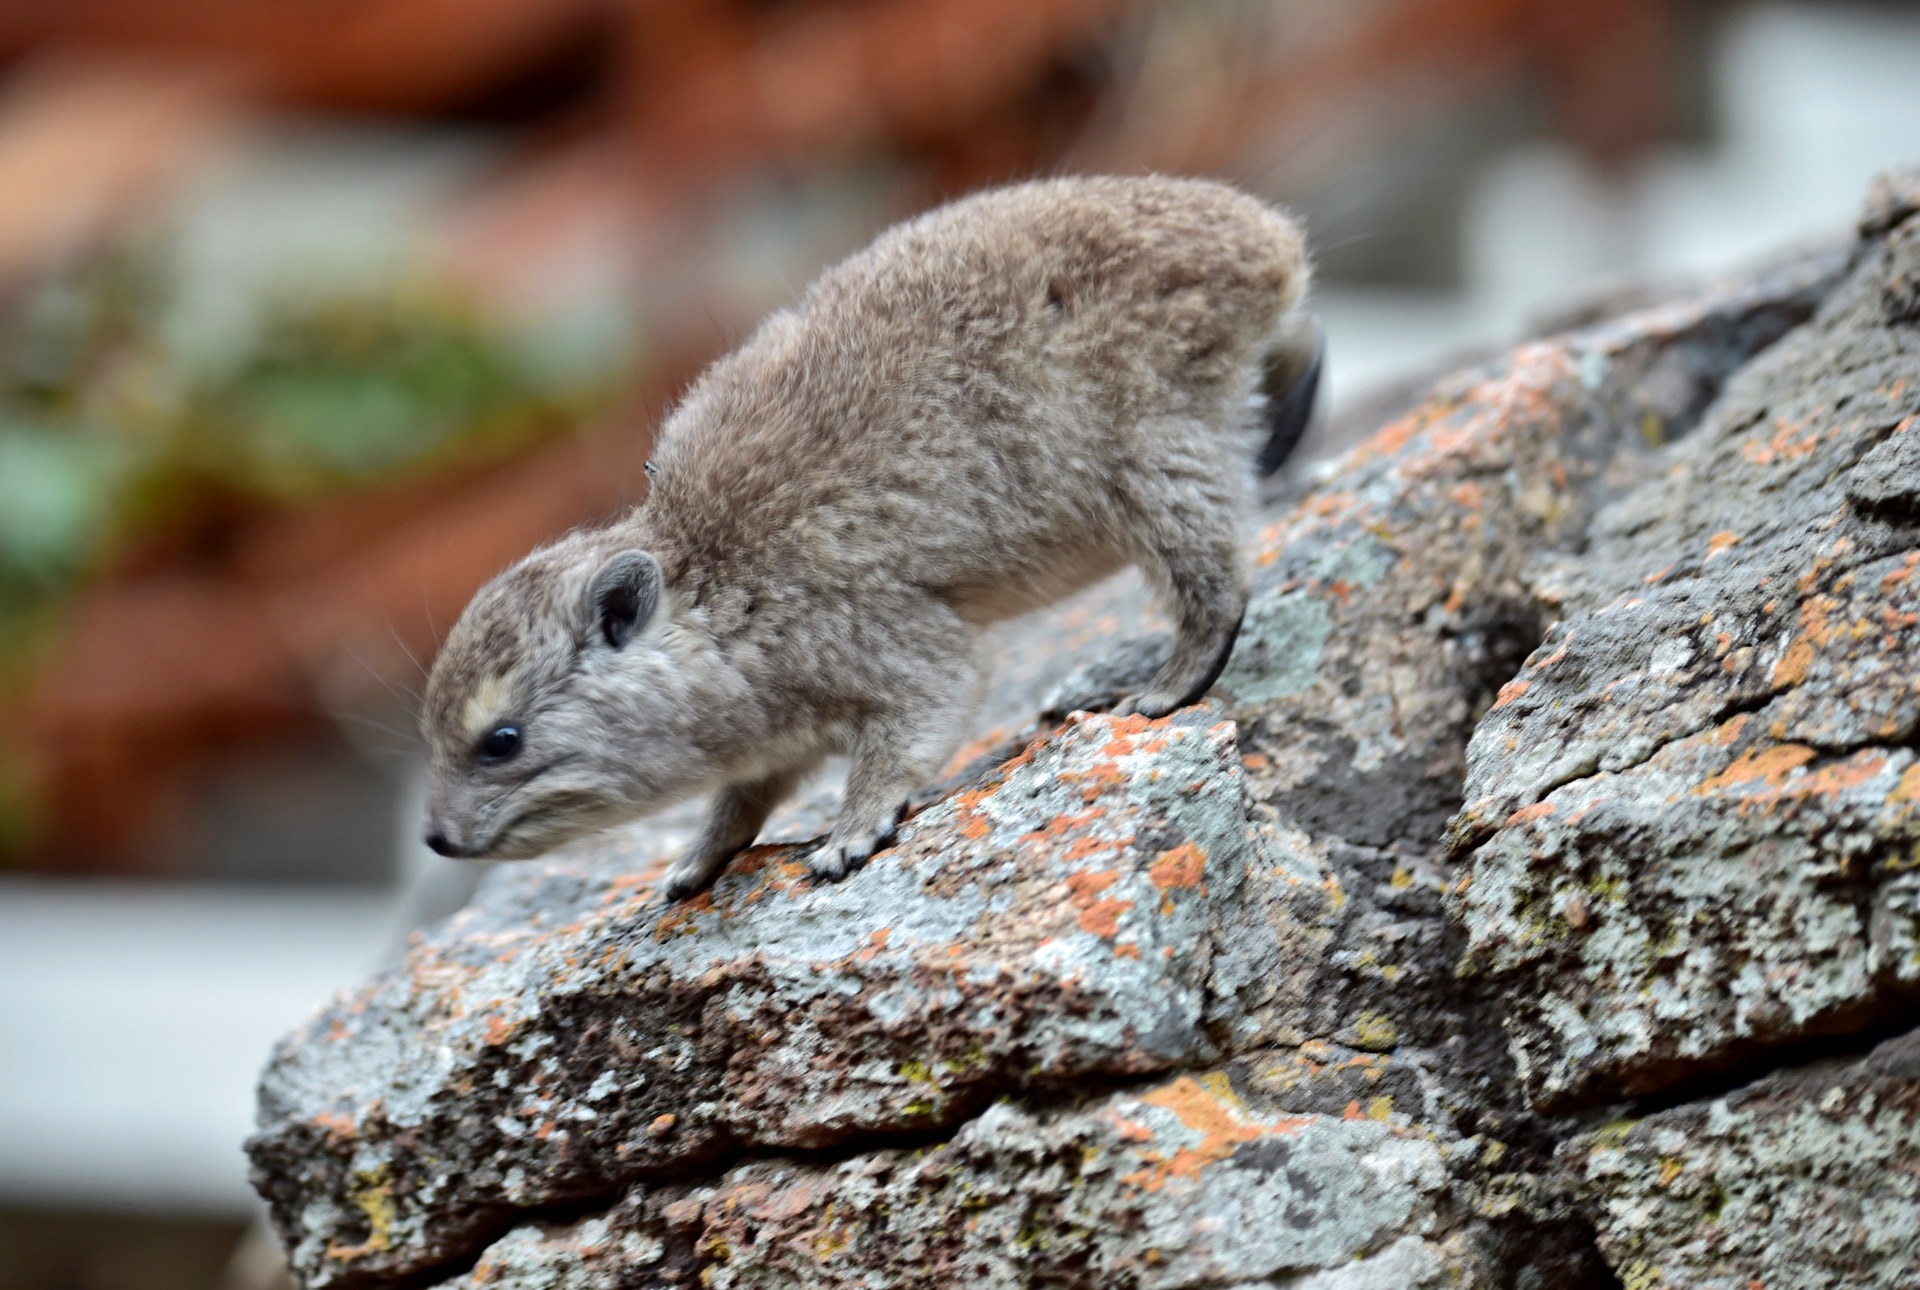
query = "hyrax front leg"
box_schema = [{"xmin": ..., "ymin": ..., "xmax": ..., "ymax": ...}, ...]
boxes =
[
  {"xmin": 661, "ymin": 766, "xmax": 806, "ymax": 903},
  {"xmin": 811, "ymin": 640, "xmax": 984, "ymax": 884}
]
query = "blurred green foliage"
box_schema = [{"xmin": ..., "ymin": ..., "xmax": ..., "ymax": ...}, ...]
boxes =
[{"xmin": 0, "ymin": 242, "xmax": 614, "ymax": 677}]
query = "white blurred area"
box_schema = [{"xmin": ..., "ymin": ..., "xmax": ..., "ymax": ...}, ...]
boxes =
[
  {"xmin": 1318, "ymin": 1, "xmax": 1920, "ymax": 406},
  {"xmin": 0, "ymin": 885, "xmax": 391, "ymax": 1212},
  {"xmin": 4, "ymin": 0, "xmax": 1920, "ymax": 1227}
]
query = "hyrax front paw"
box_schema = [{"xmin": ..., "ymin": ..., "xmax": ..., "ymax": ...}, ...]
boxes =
[
  {"xmin": 808, "ymin": 807, "xmax": 906, "ymax": 884},
  {"xmin": 658, "ymin": 853, "xmax": 725, "ymax": 904}
]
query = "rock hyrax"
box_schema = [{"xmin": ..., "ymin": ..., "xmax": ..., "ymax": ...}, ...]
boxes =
[{"xmin": 423, "ymin": 175, "xmax": 1319, "ymax": 900}]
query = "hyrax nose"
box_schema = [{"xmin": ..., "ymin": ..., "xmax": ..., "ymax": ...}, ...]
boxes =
[{"xmin": 425, "ymin": 829, "xmax": 463, "ymax": 858}]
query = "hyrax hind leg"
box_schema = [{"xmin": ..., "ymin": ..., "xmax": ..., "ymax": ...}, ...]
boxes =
[{"xmin": 1116, "ymin": 420, "xmax": 1252, "ymax": 719}]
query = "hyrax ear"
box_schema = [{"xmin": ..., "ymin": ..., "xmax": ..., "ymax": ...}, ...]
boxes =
[{"xmin": 589, "ymin": 550, "xmax": 662, "ymax": 649}]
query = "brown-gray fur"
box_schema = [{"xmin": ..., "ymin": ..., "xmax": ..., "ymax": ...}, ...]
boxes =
[{"xmin": 421, "ymin": 175, "xmax": 1316, "ymax": 900}]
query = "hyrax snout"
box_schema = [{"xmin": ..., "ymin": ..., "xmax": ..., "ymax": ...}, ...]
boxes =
[{"xmin": 422, "ymin": 175, "xmax": 1320, "ymax": 900}]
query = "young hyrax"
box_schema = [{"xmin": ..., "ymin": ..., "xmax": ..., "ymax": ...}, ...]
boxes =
[{"xmin": 422, "ymin": 175, "xmax": 1320, "ymax": 901}]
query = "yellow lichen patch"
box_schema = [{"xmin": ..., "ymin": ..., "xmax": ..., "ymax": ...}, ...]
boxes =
[
  {"xmin": 1620, "ymin": 1259, "xmax": 1664, "ymax": 1290},
  {"xmin": 1890, "ymin": 764, "xmax": 1920, "ymax": 806},
  {"xmin": 1694, "ymin": 745, "xmax": 1815, "ymax": 795},
  {"xmin": 1658, "ymin": 1157, "xmax": 1685, "ymax": 1187},
  {"xmin": 327, "ymin": 1164, "xmax": 397, "ymax": 1261},
  {"xmin": 1352, "ymin": 1011, "xmax": 1399, "ymax": 1051}
]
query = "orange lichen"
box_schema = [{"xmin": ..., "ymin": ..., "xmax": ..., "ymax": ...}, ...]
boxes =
[
  {"xmin": 1120, "ymin": 1076, "xmax": 1298, "ymax": 1192},
  {"xmin": 1772, "ymin": 637, "xmax": 1814, "ymax": 687},
  {"xmin": 482, "ymin": 1015, "xmax": 514, "ymax": 1046},
  {"xmin": 1694, "ymin": 745, "xmax": 1814, "ymax": 795},
  {"xmin": 1492, "ymin": 679, "xmax": 1529, "ymax": 709},
  {"xmin": 1505, "ymin": 802, "xmax": 1556, "ymax": 826},
  {"xmin": 1021, "ymin": 808, "xmax": 1106, "ymax": 844},
  {"xmin": 1643, "ymin": 563, "xmax": 1675, "ymax": 585},
  {"xmin": 1742, "ymin": 413, "xmax": 1819, "ymax": 465},
  {"xmin": 1708, "ymin": 713, "xmax": 1750, "ymax": 745},
  {"xmin": 1149, "ymin": 843, "xmax": 1206, "ymax": 890},
  {"xmin": 313, "ymin": 1111, "xmax": 356, "ymax": 1147},
  {"xmin": 1706, "ymin": 531, "xmax": 1741, "ymax": 559},
  {"xmin": 1064, "ymin": 834, "xmax": 1126, "ymax": 862},
  {"xmin": 1064, "ymin": 870, "xmax": 1132, "ymax": 937},
  {"xmin": 1891, "ymin": 764, "xmax": 1920, "ymax": 806},
  {"xmin": 1882, "ymin": 552, "xmax": 1918, "ymax": 592},
  {"xmin": 1078, "ymin": 898, "xmax": 1133, "ymax": 939}
]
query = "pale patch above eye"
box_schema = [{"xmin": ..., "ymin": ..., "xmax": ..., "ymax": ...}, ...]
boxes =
[{"xmin": 463, "ymin": 672, "xmax": 518, "ymax": 743}]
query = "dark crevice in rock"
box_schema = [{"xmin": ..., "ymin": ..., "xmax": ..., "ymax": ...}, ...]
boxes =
[
  {"xmin": 1604, "ymin": 985, "xmax": 1920, "ymax": 1123},
  {"xmin": 1482, "ymin": 1210, "xmax": 1623, "ymax": 1290}
]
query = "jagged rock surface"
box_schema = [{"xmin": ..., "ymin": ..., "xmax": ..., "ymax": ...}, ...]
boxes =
[
  {"xmin": 1449, "ymin": 173, "xmax": 1920, "ymax": 1113},
  {"xmin": 1567, "ymin": 1030, "xmax": 1920, "ymax": 1289},
  {"xmin": 251, "ymin": 170, "xmax": 1920, "ymax": 1290}
]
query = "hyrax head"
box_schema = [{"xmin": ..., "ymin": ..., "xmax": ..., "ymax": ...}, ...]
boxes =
[{"xmin": 420, "ymin": 533, "xmax": 717, "ymax": 860}]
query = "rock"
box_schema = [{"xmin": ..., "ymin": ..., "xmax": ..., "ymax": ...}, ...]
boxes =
[
  {"xmin": 1449, "ymin": 168, "xmax": 1920, "ymax": 1111},
  {"xmin": 1567, "ymin": 1027, "xmax": 1920, "ymax": 1289},
  {"xmin": 250, "ymin": 168, "xmax": 1920, "ymax": 1290},
  {"xmin": 448, "ymin": 1073, "xmax": 1482, "ymax": 1290},
  {"xmin": 250, "ymin": 709, "xmax": 1261, "ymax": 1286}
]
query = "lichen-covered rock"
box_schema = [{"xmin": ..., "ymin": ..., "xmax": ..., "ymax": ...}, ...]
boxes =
[
  {"xmin": 449, "ymin": 1072, "xmax": 1484, "ymax": 1290},
  {"xmin": 250, "ymin": 710, "xmax": 1260, "ymax": 1286},
  {"xmin": 1567, "ymin": 1027, "xmax": 1920, "ymax": 1289},
  {"xmin": 1450, "ymin": 168, "xmax": 1920, "ymax": 1110},
  {"xmin": 252, "ymin": 168, "xmax": 1920, "ymax": 1290}
]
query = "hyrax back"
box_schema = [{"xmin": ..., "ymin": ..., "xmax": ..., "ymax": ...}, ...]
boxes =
[{"xmin": 422, "ymin": 175, "xmax": 1317, "ymax": 900}]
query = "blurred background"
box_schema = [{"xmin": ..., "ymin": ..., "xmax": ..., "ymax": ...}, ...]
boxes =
[{"xmin": 0, "ymin": 0, "xmax": 1917, "ymax": 1285}]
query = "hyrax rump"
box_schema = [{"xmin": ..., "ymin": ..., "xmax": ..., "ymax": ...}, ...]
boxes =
[{"xmin": 422, "ymin": 175, "xmax": 1319, "ymax": 900}]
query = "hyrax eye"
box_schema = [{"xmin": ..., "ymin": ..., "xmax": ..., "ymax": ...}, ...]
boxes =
[{"xmin": 477, "ymin": 725, "xmax": 522, "ymax": 762}]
